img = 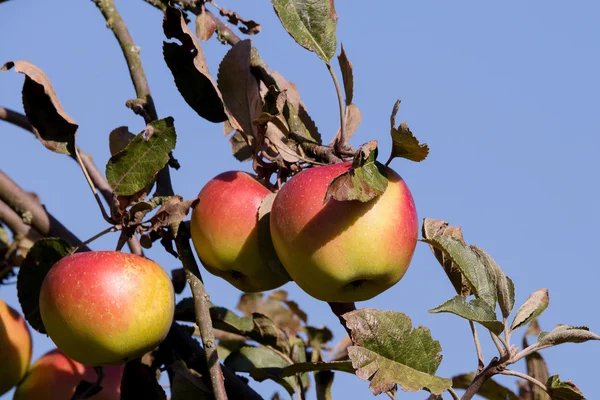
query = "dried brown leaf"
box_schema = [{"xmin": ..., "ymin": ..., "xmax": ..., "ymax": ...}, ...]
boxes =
[
  {"xmin": 195, "ymin": 7, "xmax": 217, "ymax": 41},
  {"xmin": 218, "ymin": 39, "xmax": 262, "ymax": 140},
  {"xmin": 218, "ymin": 7, "xmax": 261, "ymax": 35},
  {"xmin": 108, "ymin": 126, "xmax": 135, "ymax": 156},
  {"xmin": 149, "ymin": 195, "xmax": 197, "ymax": 231},
  {"xmin": 2, "ymin": 61, "xmax": 78, "ymax": 156},
  {"xmin": 337, "ymin": 44, "xmax": 353, "ymax": 105}
]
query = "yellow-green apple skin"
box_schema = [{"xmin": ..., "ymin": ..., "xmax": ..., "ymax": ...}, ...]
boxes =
[
  {"xmin": 39, "ymin": 251, "xmax": 175, "ymax": 366},
  {"xmin": 0, "ymin": 299, "xmax": 32, "ymax": 395},
  {"xmin": 270, "ymin": 162, "xmax": 418, "ymax": 302},
  {"xmin": 14, "ymin": 349, "xmax": 123, "ymax": 400},
  {"xmin": 190, "ymin": 171, "xmax": 289, "ymax": 292}
]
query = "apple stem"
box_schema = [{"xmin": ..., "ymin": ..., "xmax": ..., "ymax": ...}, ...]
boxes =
[
  {"xmin": 326, "ymin": 62, "xmax": 349, "ymax": 156},
  {"xmin": 328, "ymin": 302, "xmax": 356, "ymax": 337},
  {"xmin": 75, "ymin": 147, "xmax": 113, "ymax": 224}
]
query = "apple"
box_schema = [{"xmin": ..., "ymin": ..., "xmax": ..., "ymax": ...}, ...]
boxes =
[
  {"xmin": 270, "ymin": 162, "xmax": 418, "ymax": 302},
  {"xmin": 39, "ymin": 251, "xmax": 175, "ymax": 366},
  {"xmin": 0, "ymin": 299, "xmax": 32, "ymax": 396},
  {"xmin": 190, "ymin": 171, "xmax": 289, "ymax": 292},
  {"xmin": 14, "ymin": 349, "xmax": 123, "ymax": 400}
]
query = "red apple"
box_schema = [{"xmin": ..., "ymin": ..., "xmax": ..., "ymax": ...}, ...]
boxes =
[
  {"xmin": 190, "ymin": 171, "xmax": 289, "ymax": 292},
  {"xmin": 0, "ymin": 299, "xmax": 32, "ymax": 396},
  {"xmin": 14, "ymin": 349, "xmax": 123, "ymax": 400},
  {"xmin": 39, "ymin": 251, "xmax": 175, "ymax": 366},
  {"xmin": 270, "ymin": 162, "xmax": 418, "ymax": 302}
]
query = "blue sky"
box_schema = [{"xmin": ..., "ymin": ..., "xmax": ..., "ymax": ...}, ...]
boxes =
[{"xmin": 2, "ymin": 0, "xmax": 600, "ymax": 399}]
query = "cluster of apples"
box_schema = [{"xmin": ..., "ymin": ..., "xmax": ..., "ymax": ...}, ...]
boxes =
[
  {"xmin": 190, "ymin": 161, "xmax": 418, "ymax": 303},
  {"xmin": 0, "ymin": 299, "xmax": 123, "ymax": 399}
]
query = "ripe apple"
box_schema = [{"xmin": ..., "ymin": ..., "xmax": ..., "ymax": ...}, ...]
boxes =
[
  {"xmin": 39, "ymin": 251, "xmax": 175, "ymax": 366},
  {"xmin": 270, "ymin": 162, "xmax": 418, "ymax": 302},
  {"xmin": 190, "ymin": 171, "xmax": 289, "ymax": 292},
  {"xmin": 14, "ymin": 349, "xmax": 123, "ymax": 400},
  {"xmin": 0, "ymin": 299, "xmax": 32, "ymax": 396}
]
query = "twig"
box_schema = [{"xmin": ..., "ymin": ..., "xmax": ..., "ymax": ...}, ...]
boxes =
[
  {"xmin": 70, "ymin": 225, "xmax": 119, "ymax": 255},
  {"xmin": 75, "ymin": 147, "xmax": 112, "ymax": 223},
  {"xmin": 0, "ymin": 105, "xmax": 144, "ymax": 256},
  {"xmin": 510, "ymin": 342, "xmax": 552, "ymax": 364},
  {"xmin": 385, "ymin": 391, "xmax": 397, "ymax": 400},
  {"xmin": 447, "ymin": 388, "xmax": 460, "ymax": 400},
  {"xmin": 489, "ymin": 331, "xmax": 504, "ymax": 356},
  {"xmin": 460, "ymin": 357, "xmax": 501, "ymax": 400},
  {"xmin": 92, "ymin": 0, "xmax": 174, "ymax": 197},
  {"xmin": 468, "ymin": 321, "xmax": 485, "ymax": 373},
  {"xmin": 500, "ymin": 369, "xmax": 549, "ymax": 394},
  {"xmin": 503, "ymin": 317, "xmax": 512, "ymax": 349},
  {"xmin": 0, "ymin": 199, "xmax": 37, "ymax": 239},
  {"xmin": 326, "ymin": 62, "xmax": 347, "ymax": 154},
  {"xmin": 173, "ymin": 221, "xmax": 227, "ymax": 400}
]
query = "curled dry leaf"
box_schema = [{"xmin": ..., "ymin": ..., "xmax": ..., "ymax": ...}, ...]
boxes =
[
  {"xmin": 237, "ymin": 291, "xmax": 304, "ymax": 336},
  {"xmin": 510, "ymin": 288, "xmax": 549, "ymax": 332},
  {"xmin": 230, "ymin": 130, "xmax": 254, "ymax": 162},
  {"xmin": 218, "ymin": 39, "xmax": 262, "ymax": 141},
  {"xmin": 421, "ymin": 218, "xmax": 472, "ymax": 297},
  {"xmin": 218, "ymin": 6, "xmax": 261, "ymax": 35},
  {"xmin": 195, "ymin": 7, "xmax": 217, "ymax": 41},
  {"xmin": 337, "ymin": 44, "xmax": 354, "ymax": 105},
  {"xmin": 387, "ymin": 99, "xmax": 429, "ymax": 163},
  {"xmin": 163, "ymin": 4, "xmax": 230, "ymax": 123},
  {"xmin": 108, "ymin": 126, "xmax": 135, "ymax": 156},
  {"xmin": 2, "ymin": 61, "xmax": 78, "ymax": 156},
  {"xmin": 148, "ymin": 195, "xmax": 197, "ymax": 232},
  {"xmin": 330, "ymin": 103, "xmax": 361, "ymax": 145},
  {"xmin": 324, "ymin": 140, "xmax": 388, "ymax": 203}
]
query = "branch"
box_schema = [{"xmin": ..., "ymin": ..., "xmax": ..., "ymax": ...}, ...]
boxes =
[
  {"xmin": 173, "ymin": 221, "xmax": 227, "ymax": 400},
  {"xmin": 500, "ymin": 369, "xmax": 549, "ymax": 395},
  {"xmin": 0, "ymin": 105, "xmax": 144, "ymax": 256},
  {"xmin": 0, "ymin": 198, "xmax": 37, "ymax": 238},
  {"xmin": 92, "ymin": 0, "xmax": 174, "ymax": 197},
  {"xmin": 469, "ymin": 321, "xmax": 485, "ymax": 373},
  {"xmin": 0, "ymin": 171, "xmax": 86, "ymax": 249},
  {"xmin": 460, "ymin": 357, "xmax": 501, "ymax": 400}
]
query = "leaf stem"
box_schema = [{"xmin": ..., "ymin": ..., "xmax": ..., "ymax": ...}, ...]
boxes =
[
  {"xmin": 503, "ymin": 317, "xmax": 512, "ymax": 349},
  {"xmin": 75, "ymin": 147, "xmax": 112, "ymax": 223},
  {"xmin": 510, "ymin": 342, "xmax": 552, "ymax": 364},
  {"xmin": 70, "ymin": 225, "xmax": 119, "ymax": 254},
  {"xmin": 468, "ymin": 321, "xmax": 485, "ymax": 372},
  {"xmin": 326, "ymin": 62, "xmax": 348, "ymax": 154},
  {"xmin": 500, "ymin": 369, "xmax": 549, "ymax": 394},
  {"xmin": 173, "ymin": 221, "xmax": 227, "ymax": 400},
  {"xmin": 447, "ymin": 388, "xmax": 460, "ymax": 400},
  {"xmin": 489, "ymin": 331, "xmax": 504, "ymax": 356}
]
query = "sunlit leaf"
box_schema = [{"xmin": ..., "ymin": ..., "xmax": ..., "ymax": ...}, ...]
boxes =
[
  {"xmin": 510, "ymin": 289, "xmax": 549, "ymax": 331},
  {"xmin": 546, "ymin": 375, "xmax": 585, "ymax": 400},
  {"xmin": 429, "ymin": 296, "xmax": 503, "ymax": 334}
]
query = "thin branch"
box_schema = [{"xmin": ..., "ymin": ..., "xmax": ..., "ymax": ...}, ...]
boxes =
[
  {"xmin": 468, "ymin": 321, "xmax": 485, "ymax": 372},
  {"xmin": 447, "ymin": 388, "xmax": 460, "ymax": 400},
  {"xmin": 489, "ymin": 331, "xmax": 504, "ymax": 356},
  {"xmin": 510, "ymin": 342, "xmax": 552, "ymax": 365},
  {"xmin": 92, "ymin": 0, "xmax": 174, "ymax": 197},
  {"xmin": 503, "ymin": 317, "xmax": 512, "ymax": 349},
  {"xmin": 326, "ymin": 62, "xmax": 347, "ymax": 154},
  {"xmin": 75, "ymin": 147, "xmax": 112, "ymax": 223},
  {"xmin": 173, "ymin": 221, "xmax": 227, "ymax": 400},
  {"xmin": 500, "ymin": 369, "xmax": 549, "ymax": 394},
  {"xmin": 70, "ymin": 225, "xmax": 119, "ymax": 254},
  {"xmin": 460, "ymin": 357, "xmax": 501, "ymax": 400},
  {"xmin": 0, "ymin": 199, "xmax": 36, "ymax": 238},
  {"xmin": 0, "ymin": 106, "xmax": 33, "ymax": 131}
]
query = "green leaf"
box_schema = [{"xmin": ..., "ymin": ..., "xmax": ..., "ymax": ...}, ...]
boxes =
[
  {"xmin": 224, "ymin": 346, "xmax": 296, "ymax": 395},
  {"xmin": 429, "ymin": 296, "xmax": 503, "ymax": 334},
  {"xmin": 324, "ymin": 140, "xmax": 388, "ymax": 203},
  {"xmin": 546, "ymin": 375, "xmax": 585, "ymax": 400},
  {"xmin": 538, "ymin": 325, "xmax": 600, "ymax": 346},
  {"xmin": 422, "ymin": 235, "xmax": 497, "ymax": 309},
  {"xmin": 163, "ymin": 4, "xmax": 228, "ymax": 123},
  {"xmin": 421, "ymin": 219, "xmax": 472, "ymax": 297},
  {"xmin": 451, "ymin": 373, "xmax": 519, "ymax": 400},
  {"xmin": 337, "ymin": 44, "xmax": 353, "ymax": 105},
  {"xmin": 250, "ymin": 313, "xmax": 291, "ymax": 354},
  {"xmin": 237, "ymin": 291, "xmax": 305, "ymax": 335},
  {"xmin": 510, "ymin": 289, "xmax": 549, "ymax": 331},
  {"xmin": 217, "ymin": 340, "xmax": 244, "ymax": 361},
  {"xmin": 306, "ymin": 326, "xmax": 334, "ymax": 349},
  {"xmin": 2, "ymin": 61, "xmax": 77, "ymax": 156},
  {"xmin": 471, "ymin": 245, "xmax": 515, "ymax": 318},
  {"xmin": 210, "ymin": 303, "xmax": 256, "ymax": 335},
  {"xmin": 343, "ymin": 308, "xmax": 451, "ymax": 395},
  {"xmin": 271, "ymin": 0, "xmax": 338, "ymax": 62},
  {"xmin": 388, "ymin": 99, "xmax": 428, "ymax": 163},
  {"xmin": 17, "ymin": 238, "xmax": 72, "ymax": 333},
  {"xmin": 105, "ymin": 117, "xmax": 177, "ymax": 196},
  {"xmin": 170, "ymin": 360, "xmax": 212, "ymax": 400},
  {"xmin": 218, "ymin": 39, "xmax": 262, "ymax": 139},
  {"xmin": 121, "ymin": 359, "xmax": 167, "ymax": 400}
]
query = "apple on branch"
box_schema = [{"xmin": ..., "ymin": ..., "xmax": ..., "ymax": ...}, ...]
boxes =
[
  {"xmin": 39, "ymin": 251, "xmax": 175, "ymax": 366},
  {"xmin": 190, "ymin": 171, "xmax": 290, "ymax": 292},
  {"xmin": 0, "ymin": 299, "xmax": 32, "ymax": 396},
  {"xmin": 270, "ymin": 161, "xmax": 418, "ymax": 302}
]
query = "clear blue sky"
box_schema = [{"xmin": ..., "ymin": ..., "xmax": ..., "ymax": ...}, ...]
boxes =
[{"xmin": 2, "ymin": 1, "xmax": 600, "ymax": 399}]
